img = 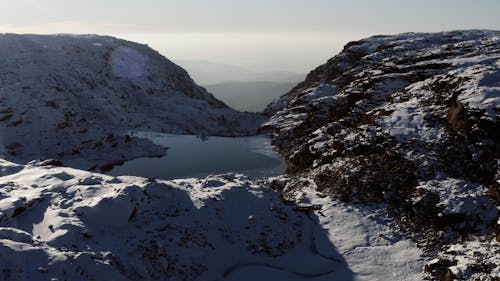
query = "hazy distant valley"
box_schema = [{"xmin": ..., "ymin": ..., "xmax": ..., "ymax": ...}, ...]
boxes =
[
  {"xmin": 177, "ymin": 59, "xmax": 304, "ymax": 112},
  {"xmin": 204, "ymin": 81, "xmax": 296, "ymax": 112}
]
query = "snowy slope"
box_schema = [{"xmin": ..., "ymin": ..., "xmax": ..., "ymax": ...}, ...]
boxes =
[
  {"xmin": 263, "ymin": 30, "xmax": 499, "ymax": 280},
  {"xmin": 0, "ymin": 159, "xmax": 425, "ymax": 281},
  {"xmin": 0, "ymin": 34, "xmax": 264, "ymax": 169}
]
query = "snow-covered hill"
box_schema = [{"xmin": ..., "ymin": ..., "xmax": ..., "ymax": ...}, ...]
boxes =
[
  {"xmin": 0, "ymin": 34, "xmax": 264, "ymax": 170},
  {"xmin": 263, "ymin": 30, "xmax": 499, "ymax": 280},
  {"xmin": 0, "ymin": 159, "xmax": 426, "ymax": 281}
]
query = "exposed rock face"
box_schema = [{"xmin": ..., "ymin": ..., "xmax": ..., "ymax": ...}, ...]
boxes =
[
  {"xmin": 263, "ymin": 30, "xmax": 499, "ymax": 279},
  {"xmin": 0, "ymin": 34, "xmax": 264, "ymax": 169}
]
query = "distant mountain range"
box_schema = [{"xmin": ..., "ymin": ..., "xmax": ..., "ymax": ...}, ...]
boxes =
[
  {"xmin": 174, "ymin": 60, "xmax": 304, "ymax": 112},
  {"xmin": 174, "ymin": 59, "xmax": 305, "ymax": 85},
  {"xmin": 204, "ymin": 81, "xmax": 298, "ymax": 112}
]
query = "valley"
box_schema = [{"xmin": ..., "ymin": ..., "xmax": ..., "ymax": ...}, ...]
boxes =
[{"xmin": 0, "ymin": 30, "xmax": 498, "ymax": 281}]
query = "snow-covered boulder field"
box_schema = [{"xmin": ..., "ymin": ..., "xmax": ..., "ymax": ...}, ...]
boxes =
[
  {"xmin": 263, "ymin": 30, "xmax": 499, "ymax": 280},
  {"xmin": 0, "ymin": 34, "xmax": 264, "ymax": 170},
  {"xmin": 0, "ymin": 159, "xmax": 426, "ymax": 281}
]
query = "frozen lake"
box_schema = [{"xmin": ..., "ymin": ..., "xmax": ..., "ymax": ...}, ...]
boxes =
[{"xmin": 109, "ymin": 132, "xmax": 286, "ymax": 180}]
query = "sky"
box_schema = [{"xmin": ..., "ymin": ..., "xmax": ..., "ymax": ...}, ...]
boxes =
[{"xmin": 1, "ymin": 0, "xmax": 500, "ymax": 73}]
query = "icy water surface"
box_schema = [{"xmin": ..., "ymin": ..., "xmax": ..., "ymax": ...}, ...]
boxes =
[{"xmin": 109, "ymin": 132, "xmax": 286, "ymax": 180}]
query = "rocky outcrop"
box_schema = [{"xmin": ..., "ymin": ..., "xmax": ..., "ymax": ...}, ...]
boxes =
[{"xmin": 263, "ymin": 30, "xmax": 499, "ymax": 280}]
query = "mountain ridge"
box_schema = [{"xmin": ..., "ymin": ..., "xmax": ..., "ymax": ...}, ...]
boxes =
[
  {"xmin": 0, "ymin": 33, "xmax": 264, "ymax": 170},
  {"xmin": 175, "ymin": 59, "xmax": 305, "ymax": 85},
  {"xmin": 263, "ymin": 30, "xmax": 499, "ymax": 280}
]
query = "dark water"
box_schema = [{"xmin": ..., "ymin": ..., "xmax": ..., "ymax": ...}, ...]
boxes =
[{"xmin": 109, "ymin": 132, "xmax": 286, "ymax": 180}]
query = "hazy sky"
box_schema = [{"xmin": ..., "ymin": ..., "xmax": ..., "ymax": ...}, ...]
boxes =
[{"xmin": 1, "ymin": 0, "xmax": 499, "ymax": 72}]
